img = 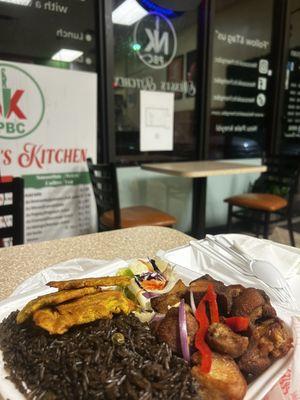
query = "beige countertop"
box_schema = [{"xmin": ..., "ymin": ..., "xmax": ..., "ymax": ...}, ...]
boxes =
[
  {"xmin": 141, "ymin": 160, "xmax": 267, "ymax": 178},
  {"xmin": 0, "ymin": 226, "xmax": 192, "ymax": 301}
]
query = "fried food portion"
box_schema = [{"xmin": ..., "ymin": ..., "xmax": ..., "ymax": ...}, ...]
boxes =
[
  {"xmin": 192, "ymin": 353, "xmax": 247, "ymax": 400},
  {"xmin": 150, "ymin": 279, "xmax": 187, "ymax": 314},
  {"xmin": 206, "ymin": 323, "xmax": 249, "ymax": 359},
  {"xmin": 33, "ymin": 290, "xmax": 137, "ymax": 334},
  {"xmin": 231, "ymin": 287, "xmax": 276, "ymax": 322},
  {"xmin": 189, "ymin": 275, "xmax": 244, "ymax": 315},
  {"xmin": 238, "ymin": 318, "xmax": 293, "ymax": 382},
  {"xmin": 47, "ymin": 276, "xmax": 131, "ymax": 290},
  {"xmin": 152, "ymin": 307, "xmax": 198, "ymax": 355},
  {"xmin": 16, "ymin": 287, "xmax": 100, "ymax": 324}
]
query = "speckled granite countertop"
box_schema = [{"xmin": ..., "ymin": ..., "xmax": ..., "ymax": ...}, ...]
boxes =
[{"xmin": 0, "ymin": 226, "xmax": 192, "ymax": 301}]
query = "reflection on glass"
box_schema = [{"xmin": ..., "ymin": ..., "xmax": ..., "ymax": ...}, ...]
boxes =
[
  {"xmin": 208, "ymin": 0, "xmax": 274, "ymax": 159},
  {"xmin": 281, "ymin": 0, "xmax": 300, "ymax": 156},
  {"xmin": 0, "ymin": 0, "xmax": 31, "ymax": 5},
  {"xmin": 0, "ymin": 1, "xmax": 97, "ymax": 72},
  {"xmin": 112, "ymin": 0, "xmax": 199, "ymax": 162},
  {"xmin": 52, "ymin": 49, "xmax": 83, "ymax": 63},
  {"xmin": 112, "ymin": 0, "xmax": 148, "ymax": 25}
]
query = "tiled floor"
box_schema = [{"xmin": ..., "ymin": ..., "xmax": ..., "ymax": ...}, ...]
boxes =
[{"xmin": 269, "ymin": 226, "xmax": 300, "ymax": 248}]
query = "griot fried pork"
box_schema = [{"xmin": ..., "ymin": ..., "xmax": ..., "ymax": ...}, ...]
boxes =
[
  {"xmin": 238, "ymin": 317, "xmax": 293, "ymax": 382},
  {"xmin": 206, "ymin": 322, "xmax": 249, "ymax": 359},
  {"xmin": 150, "ymin": 274, "xmax": 293, "ymax": 400},
  {"xmin": 152, "ymin": 306, "xmax": 198, "ymax": 355},
  {"xmin": 192, "ymin": 352, "xmax": 248, "ymax": 400},
  {"xmin": 150, "ymin": 278, "xmax": 187, "ymax": 314}
]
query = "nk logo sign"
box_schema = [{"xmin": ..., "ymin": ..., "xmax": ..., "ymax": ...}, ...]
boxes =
[
  {"xmin": 133, "ymin": 12, "xmax": 177, "ymax": 69},
  {"xmin": 0, "ymin": 64, "xmax": 45, "ymax": 139}
]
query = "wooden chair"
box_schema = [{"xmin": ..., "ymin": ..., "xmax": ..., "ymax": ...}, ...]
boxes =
[
  {"xmin": 224, "ymin": 157, "xmax": 300, "ymax": 246},
  {"xmin": 0, "ymin": 177, "xmax": 24, "ymax": 246},
  {"xmin": 87, "ymin": 158, "xmax": 176, "ymax": 231}
]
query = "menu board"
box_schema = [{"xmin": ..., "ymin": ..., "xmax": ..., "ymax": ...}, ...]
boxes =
[
  {"xmin": 0, "ymin": 0, "xmax": 97, "ymax": 72},
  {"xmin": 208, "ymin": 0, "xmax": 274, "ymax": 159}
]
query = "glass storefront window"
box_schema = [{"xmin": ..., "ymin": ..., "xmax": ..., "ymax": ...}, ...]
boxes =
[
  {"xmin": 0, "ymin": 1, "xmax": 97, "ymax": 72},
  {"xmin": 208, "ymin": 0, "xmax": 274, "ymax": 159},
  {"xmin": 281, "ymin": 0, "xmax": 300, "ymax": 156},
  {"xmin": 112, "ymin": 0, "xmax": 200, "ymax": 162}
]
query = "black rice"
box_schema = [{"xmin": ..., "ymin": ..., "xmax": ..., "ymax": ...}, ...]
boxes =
[{"xmin": 0, "ymin": 312, "xmax": 200, "ymax": 399}]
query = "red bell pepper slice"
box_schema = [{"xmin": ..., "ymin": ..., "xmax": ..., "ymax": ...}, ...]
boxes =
[
  {"xmin": 194, "ymin": 284, "xmax": 219, "ymax": 374},
  {"xmin": 225, "ymin": 316, "xmax": 249, "ymax": 332},
  {"xmin": 194, "ymin": 330, "xmax": 212, "ymax": 373},
  {"xmin": 205, "ymin": 284, "xmax": 219, "ymax": 323}
]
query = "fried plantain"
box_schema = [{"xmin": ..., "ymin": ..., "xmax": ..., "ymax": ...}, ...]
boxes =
[
  {"xmin": 33, "ymin": 290, "xmax": 137, "ymax": 334},
  {"xmin": 16, "ymin": 286, "xmax": 100, "ymax": 324},
  {"xmin": 47, "ymin": 276, "xmax": 131, "ymax": 290}
]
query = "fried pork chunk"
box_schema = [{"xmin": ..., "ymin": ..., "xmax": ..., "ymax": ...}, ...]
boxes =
[
  {"xmin": 231, "ymin": 287, "xmax": 276, "ymax": 322},
  {"xmin": 189, "ymin": 275, "xmax": 244, "ymax": 315},
  {"xmin": 238, "ymin": 318, "xmax": 293, "ymax": 381},
  {"xmin": 152, "ymin": 307, "xmax": 198, "ymax": 355},
  {"xmin": 206, "ymin": 323, "xmax": 249, "ymax": 359},
  {"xmin": 192, "ymin": 353, "xmax": 247, "ymax": 400},
  {"xmin": 16, "ymin": 287, "xmax": 100, "ymax": 324},
  {"xmin": 33, "ymin": 290, "xmax": 136, "ymax": 334},
  {"xmin": 150, "ymin": 279, "xmax": 187, "ymax": 314}
]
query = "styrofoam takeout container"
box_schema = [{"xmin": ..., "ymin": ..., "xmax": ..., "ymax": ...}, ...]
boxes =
[{"xmin": 0, "ymin": 250, "xmax": 297, "ymax": 400}]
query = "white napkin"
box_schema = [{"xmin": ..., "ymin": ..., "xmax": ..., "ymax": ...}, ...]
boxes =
[{"xmin": 218, "ymin": 234, "xmax": 300, "ymax": 279}]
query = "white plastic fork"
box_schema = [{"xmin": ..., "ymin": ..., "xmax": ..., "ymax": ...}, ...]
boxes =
[
  {"xmin": 193, "ymin": 240, "xmax": 288, "ymax": 305},
  {"xmin": 205, "ymin": 235, "xmax": 299, "ymax": 312}
]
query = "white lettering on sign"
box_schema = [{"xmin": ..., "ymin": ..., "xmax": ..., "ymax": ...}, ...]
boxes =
[
  {"xmin": 133, "ymin": 12, "xmax": 177, "ymax": 70},
  {"xmin": 114, "ymin": 76, "xmax": 197, "ymax": 96},
  {"xmin": 145, "ymin": 27, "xmax": 169, "ymax": 55},
  {"xmin": 215, "ymin": 30, "xmax": 269, "ymax": 50}
]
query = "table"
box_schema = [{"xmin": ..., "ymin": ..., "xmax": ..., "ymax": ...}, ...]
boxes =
[
  {"xmin": 141, "ymin": 160, "xmax": 267, "ymax": 238},
  {"xmin": 0, "ymin": 226, "xmax": 192, "ymax": 300}
]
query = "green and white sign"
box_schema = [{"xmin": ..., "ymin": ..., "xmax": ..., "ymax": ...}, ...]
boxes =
[
  {"xmin": 0, "ymin": 63, "xmax": 45, "ymax": 140},
  {"xmin": 0, "ymin": 60, "xmax": 97, "ymax": 243}
]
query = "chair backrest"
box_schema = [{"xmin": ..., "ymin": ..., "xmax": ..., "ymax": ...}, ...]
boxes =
[
  {"xmin": 87, "ymin": 158, "xmax": 121, "ymax": 230},
  {"xmin": 252, "ymin": 156, "xmax": 300, "ymax": 210},
  {"xmin": 0, "ymin": 177, "xmax": 24, "ymax": 246}
]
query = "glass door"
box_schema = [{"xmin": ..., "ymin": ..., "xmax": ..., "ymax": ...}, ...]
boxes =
[
  {"xmin": 207, "ymin": 0, "xmax": 275, "ymax": 159},
  {"xmin": 111, "ymin": 0, "xmax": 201, "ymax": 163}
]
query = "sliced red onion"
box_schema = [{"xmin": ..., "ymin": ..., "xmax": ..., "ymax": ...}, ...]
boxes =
[
  {"xmin": 179, "ymin": 299, "xmax": 190, "ymax": 363},
  {"xmin": 142, "ymin": 292, "xmax": 160, "ymax": 299},
  {"xmin": 190, "ymin": 290, "xmax": 196, "ymax": 315}
]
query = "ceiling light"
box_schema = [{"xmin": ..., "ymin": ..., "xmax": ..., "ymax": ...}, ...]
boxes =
[
  {"xmin": 112, "ymin": 0, "xmax": 148, "ymax": 26},
  {"xmin": 0, "ymin": 0, "xmax": 31, "ymax": 5},
  {"xmin": 52, "ymin": 49, "xmax": 83, "ymax": 63}
]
